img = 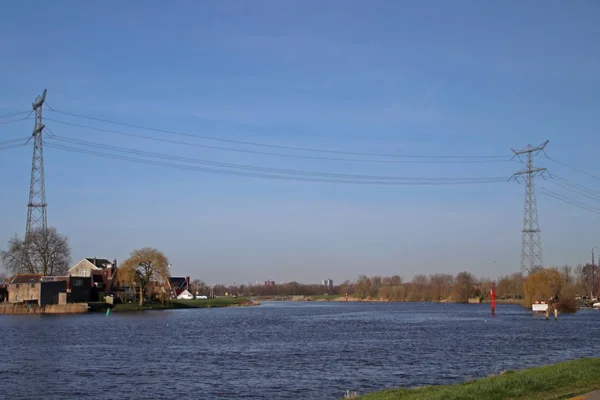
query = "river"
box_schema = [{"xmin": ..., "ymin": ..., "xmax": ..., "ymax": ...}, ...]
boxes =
[{"xmin": 0, "ymin": 301, "xmax": 599, "ymax": 399}]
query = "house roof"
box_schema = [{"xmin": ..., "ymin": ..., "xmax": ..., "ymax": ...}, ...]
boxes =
[
  {"xmin": 176, "ymin": 289, "xmax": 194, "ymax": 299},
  {"xmin": 168, "ymin": 277, "xmax": 187, "ymax": 290},
  {"xmin": 11, "ymin": 274, "xmax": 43, "ymax": 284},
  {"xmin": 41, "ymin": 276, "xmax": 68, "ymax": 282},
  {"xmin": 86, "ymin": 258, "xmax": 113, "ymax": 269}
]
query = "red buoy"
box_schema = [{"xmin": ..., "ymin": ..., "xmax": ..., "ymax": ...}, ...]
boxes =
[{"xmin": 490, "ymin": 281, "xmax": 496, "ymax": 316}]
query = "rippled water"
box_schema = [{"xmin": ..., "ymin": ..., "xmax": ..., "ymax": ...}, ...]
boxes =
[{"xmin": 1, "ymin": 302, "xmax": 599, "ymax": 399}]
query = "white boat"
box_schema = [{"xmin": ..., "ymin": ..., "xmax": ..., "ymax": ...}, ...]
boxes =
[
  {"xmin": 532, "ymin": 303, "xmax": 548, "ymax": 312},
  {"xmin": 592, "ymin": 302, "xmax": 600, "ymax": 309}
]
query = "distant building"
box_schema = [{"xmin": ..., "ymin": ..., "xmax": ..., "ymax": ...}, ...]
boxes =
[
  {"xmin": 264, "ymin": 280, "xmax": 276, "ymax": 287},
  {"xmin": 322, "ymin": 279, "xmax": 333, "ymax": 289}
]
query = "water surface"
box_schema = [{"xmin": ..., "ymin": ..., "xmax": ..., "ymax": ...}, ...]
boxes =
[{"xmin": 0, "ymin": 302, "xmax": 599, "ymax": 399}]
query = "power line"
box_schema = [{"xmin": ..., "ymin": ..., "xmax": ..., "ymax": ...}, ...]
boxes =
[
  {"xmin": 555, "ymin": 175, "xmax": 600, "ymax": 197},
  {"xmin": 545, "ymin": 155, "xmax": 600, "ymax": 181},
  {"xmin": 0, "ymin": 137, "xmax": 28, "ymax": 146},
  {"xmin": 47, "ymin": 135, "xmax": 509, "ymax": 182},
  {"xmin": 0, "ymin": 143, "xmax": 27, "ymax": 151},
  {"xmin": 45, "ymin": 117, "xmax": 513, "ymax": 165},
  {"xmin": 0, "ymin": 137, "xmax": 29, "ymax": 151},
  {"xmin": 0, "ymin": 110, "xmax": 30, "ymax": 120},
  {"xmin": 547, "ymin": 176, "xmax": 600, "ymax": 201},
  {"xmin": 0, "ymin": 116, "xmax": 32, "ymax": 125},
  {"xmin": 46, "ymin": 108, "xmax": 509, "ymax": 159},
  {"xmin": 44, "ymin": 142, "xmax": 508, "ymax": 186},
  {"xmin": 538, "ymin": 187, "xmax": 600, "ymax": 215},
  {"xmin": 544, "ymin": 180, "xmax": 600, "ymax": 203}
]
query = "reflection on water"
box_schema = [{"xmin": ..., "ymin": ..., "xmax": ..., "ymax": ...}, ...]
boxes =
[{"xmin": 0, "ymin": 302, "xmax": 599, "ymax": 400}]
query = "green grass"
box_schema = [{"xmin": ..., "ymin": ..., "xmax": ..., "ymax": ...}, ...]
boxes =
[
  {"xmin": 356, "ymin": 358, "xmax": 600, "ymax": 400},
  {"xmin": 308, "ymin": 294, "xmax": 344, "ymax": 300},
  {"xmin": 111, "ymin": 297, "xmax": 254, "ymax": 312}
]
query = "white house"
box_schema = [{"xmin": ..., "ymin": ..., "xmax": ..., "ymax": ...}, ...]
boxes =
[
  {"xmin": 68, "ymin": 258, "xmax": 115, "ymax": 277},
  {"xmin": 176, "ymin": 289, "xmax": 194, "ymax": 300}
]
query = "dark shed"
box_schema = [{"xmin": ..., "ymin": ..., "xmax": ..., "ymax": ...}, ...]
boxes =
[
  {"xmin": 69, "ymin": 276, "xmax": 91, "ymax": 303},
  {"xmin": 40, "ymin": 281, "xmax": 67, "ymax": 305}
]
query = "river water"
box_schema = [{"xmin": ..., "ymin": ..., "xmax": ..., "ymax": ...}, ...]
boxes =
[{"xmin": 0, "ymin": 301, "xmax": 599, "ymax": 399}]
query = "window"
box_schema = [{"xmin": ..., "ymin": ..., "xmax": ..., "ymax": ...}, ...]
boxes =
[{"xmin": 30, "ymin": 283, "xmax": 35, "ymax": 288}]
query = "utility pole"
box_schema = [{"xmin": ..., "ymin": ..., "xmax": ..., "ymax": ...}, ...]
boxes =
[
  {"xmin": 25, "ymin": 89, "xmax": 48, "ymax": 237},
  {"xmin": 510, "ymin": 140, "xmax": 549, "ymax": 275}
]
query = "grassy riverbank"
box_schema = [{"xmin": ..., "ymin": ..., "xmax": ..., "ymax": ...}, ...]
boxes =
[
  {"xmin": 111, "ymin": 298, "xmax": 257, "ymax": 312},
  {"xmin": 356, "ymin": 358, "xmax": 600, "ymax": 400}
]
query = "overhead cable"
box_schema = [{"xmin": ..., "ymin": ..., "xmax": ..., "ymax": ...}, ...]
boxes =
[
  {"xmin": 45, "ymin": 142, "xmax": 508, "ymax": 186},
  {"xmin": 45, "ymin": 117, "xmax": 513, "ymax": 165},
  {"xmin": 0, "ymin": 110, "xmax": 30, "ymax": 120},
  {"xmin": 537, "ymin": 187, "xmax": 600, "ymax": 215},
  {"xmin": 545, "ymin": 156, "xmax": 600, "ymax": 181},
  {"xmin": 48, "ymin": 135, "xmax": 509, "ymax": 182},
  {"xmin": 47, "ymin": 108, "xmax": 509, "ymax": 159}
]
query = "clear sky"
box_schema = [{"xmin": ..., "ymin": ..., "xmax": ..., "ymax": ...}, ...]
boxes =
[{"xmin": 0, "ymin": 1, "xmax": 599, "ymax": 285}]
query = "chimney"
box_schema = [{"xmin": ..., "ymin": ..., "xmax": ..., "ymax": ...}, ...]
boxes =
[
  {"xmin": 93, "ymin": 257, "xmax": 97, "ymax": 267},
  {"xmin": 186, "ymin": 276, "xmax": 190, "ymax": 291},
  {"xmin": 113, "ymin": 259, "xmax": 117, "ymax": 270}
]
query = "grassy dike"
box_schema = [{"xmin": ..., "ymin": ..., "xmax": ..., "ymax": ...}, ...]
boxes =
[
  {"xmin": 111, "ymin": 298, "xmax": 257, "ymax": 312},
  {"xmin": 355, "ymin": 358, "xmax": 600, "ymax": 400}
]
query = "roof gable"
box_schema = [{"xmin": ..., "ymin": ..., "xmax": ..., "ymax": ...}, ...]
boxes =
[
  {"xmin": 85, "ymin": 258, "xmax": 113, "ymax": 269},
  {"xmin": 68, "ymin": 259, "xmax": 101, "ymax": 275}
]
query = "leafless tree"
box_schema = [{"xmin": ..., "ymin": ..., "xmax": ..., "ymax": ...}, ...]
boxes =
[
  {"xmin": 451, "ymin": 271, "xmax": 476, "ymax": 303},
  {"xmin": 581, "ymin": 264, "xmax": 599, "ymax": 299},
  {"xmin": 1, "ymin": 227, "xmax": 70, "ymax": 276}
]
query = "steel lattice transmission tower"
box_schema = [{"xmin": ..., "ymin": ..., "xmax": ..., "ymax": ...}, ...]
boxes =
[
  {"xmin": 25, "ymin": 89, "xmax": 48, "ymax": 237},
  {"xmin": 510, "ymin": 140, "xmax": 549, "ymax": 275}
]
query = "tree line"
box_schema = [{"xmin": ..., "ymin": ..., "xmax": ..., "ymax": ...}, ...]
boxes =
[
  {"xmin": 198, "ymin": 265, "xmax": 598, "ymax": 313},
  {"xmin": 2, "ymin": 226, "xmax": 598, "ymax": 312}
]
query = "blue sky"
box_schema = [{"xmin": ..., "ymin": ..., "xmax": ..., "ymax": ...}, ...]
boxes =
[{"xmin": 1, "ymin": 1, "xmax": 599, "ymax": 284}]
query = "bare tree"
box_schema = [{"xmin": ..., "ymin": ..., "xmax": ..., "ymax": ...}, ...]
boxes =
[
  {"xmin": 1, "ymin": 227, "xmax": 70, "ymax": 276},
  {"xmin": 561, "ymin": 265, "xmax": 573, "ymax": 285},
  {"xmin": 581, "ymin": 264, "xmax": 599, "ymax": 299},
  {"xmin": 115, "ymin": 247, "xmax": 170, "ymax": 306},
  {"xmin": 451, "ymin": 271, "xmax": 476, "ymax": 303},
  {"xmin": 430, "ymin": 273, "xmax": 454, "ymax": 301},
  {"xmin": 190, "ymin": 279, "xmax": 205, "ymax": 295}
]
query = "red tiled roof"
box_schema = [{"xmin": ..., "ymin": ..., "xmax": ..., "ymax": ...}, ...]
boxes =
[{"xmin": 10, "ymin": 274, "xmax": 43, "ymax": 284}]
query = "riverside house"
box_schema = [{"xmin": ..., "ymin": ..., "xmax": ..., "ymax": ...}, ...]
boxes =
[
  {"xmin": 8, "ymin": 274, "xmax": 43, "ymax": 304},
  {"xmin": 7, "ymin": 274, "xmax": 69, "ymax": 305}
]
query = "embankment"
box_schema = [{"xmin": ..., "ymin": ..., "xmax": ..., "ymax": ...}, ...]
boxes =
[
  {"xmin": 355, "ymin": 358, "xmax": 600, "ymax": 400},
  {"xmin": 0, "ymin": 303, "xmax": 88, "ymax": 314},
  {"xmin": 111, "ymin": 298, "xmax": 259, "ymax": 312}
]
